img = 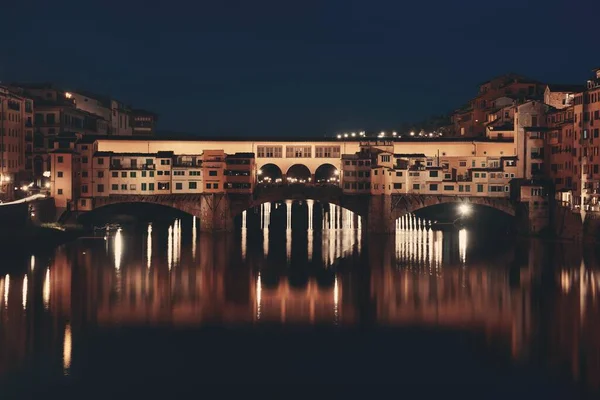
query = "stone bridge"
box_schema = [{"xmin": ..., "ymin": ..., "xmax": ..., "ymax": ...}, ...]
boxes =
[{"xmin": 89, "ymin": 184, "xmax": 516, "ymax": 233}]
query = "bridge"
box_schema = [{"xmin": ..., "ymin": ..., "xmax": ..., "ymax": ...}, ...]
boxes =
[{"xmin": 90, "ymin": 183, "xmax": 516, "ymax": 233}]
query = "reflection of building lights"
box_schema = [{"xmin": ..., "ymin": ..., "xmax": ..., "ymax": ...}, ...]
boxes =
[
  {"xmin": 65, "ymin": 92, "xmax": 72, "ymax": 99},
  {"xmin": 256, "ymin": 273, "xmax": 262, "ymax": 320},
  {"xmin": 45, "ymin": 182, "xmax": 51, "ymax": 188},
  {"xmin": 4, "ymin": 275, "xmax": 9, "ymax": 307},
  {"xmin": 42, "ymin": 171, "xmax": 51, "ymax": 178},
  {"xmin": 458, "ymin": 229, "xmax": 467, "ymax": 263},
  {"xmin": 30, "ymin": 255, "xmax": 35, "ymax": 271},
  {"xmin": 167, "ymin": 225, "xmax": 173, "ymax": 270},
  {"xmin": 334, "ymin": 276, "xmax": 339, "ymax": 324},
  {"xmin": 63, "ymin": 324, "xmax": 72, "ymax": 375},
  {"xmin": 43, "ymin": 269, "xmax": 50, "ymax": 309},
  {"xmin": 257, "ymin": 169, "xmax": 263, "ymax": 176},
  {"xmin": 147, "ymin": 223, "xmax": 152, "ymax": 268},
  {"xmin": 21, "ymin": 185, "xmax": 28, "ymax": 192},
  {"xmin": 114, "ymin": 228, "xmax": 123, "ymax": 270},
  {"xmin": 22, "ymin": 275, "xmax": 28, "ymax": 310}
]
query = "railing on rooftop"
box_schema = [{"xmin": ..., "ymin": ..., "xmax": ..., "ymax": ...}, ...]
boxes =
[{"xmin": 110, "ymin": 164, "xmax": 156, "ymax": 170}]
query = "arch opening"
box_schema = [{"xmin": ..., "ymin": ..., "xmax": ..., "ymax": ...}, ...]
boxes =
[
  {"xmin": 78, "ymin": 202, "xmax": 195, "ymax": 226},
  {"xmin": 286, "ymin": 164, "xmax": 311, "ymax": 184},
  {"xmin": 314, "ymin": 163, "xmax": 339, "ymax": 185},
  {"xmin": 258, "ymin": 163, "xmax": 283, "ymax": 184}
]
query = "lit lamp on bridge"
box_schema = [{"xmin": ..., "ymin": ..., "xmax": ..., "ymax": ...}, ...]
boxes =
[{"xmin": 458, "ymin": 203, "xmax": 472, "ymax": 216}]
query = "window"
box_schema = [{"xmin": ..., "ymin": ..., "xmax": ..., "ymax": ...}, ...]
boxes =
[
  {"xmin": 209, "ymin": 170, "xmax": 218, "ymax": 176},
  {"xmin": 121, "ymin": 184, "xmax": 127, "ymax": 190},
  {"xmin": 206, "ymin": 183, "xmax": 212, "ymax": 189},
  {"xmin": 141, "ymin": 183, "xmax": 147, "ymax": 191},
  {"xmin": 429, "ymin": 184, "xmax": 438, "ymax": 191},
  {"xmin": 489, "ymin": 185, "xmax": 503, "ymax": 192},
  {"xmin": 444, "ymin": 173, "xmax": 452, "ymax": 180},
  {"xmin": 164, "ymin": 171, "xmax": 170, "ymax": 175},
  {"xmin": 57, "ymin": 171, "xmax": 63, "ymax": 178},
  {"xmin": 81, "ymin": 199, "xmax": 87, "ymax": 206},
  {"xmin": 82, "ymin": 156, "xmax": 88, "ymax": 164},
  {"xmin": 412, "ymin": 184, "xmax": 420, "ymax": 190},
  {"xmin": 112, "ymin": 172, "xmax": 118, "ymax": 178},
  {"xmin": 129, "ymin": 184, "xmax": 136, "ymax": 190},
  {"xmin": 57, "ymin": 156, "xmax": 64, "ymax": 163},
  {"xmin": 189, "ymin": 182, "xmax": 197, "ymax": 189},
  {"xmin": 286, "ymin": 146, "xmax": 312, "ymax": 158},
  {"xmin": 98, "ymin": 158, "xmax": 104, "ymax": 165},
  {"xmin": 142, "ymin": 171, "xmax": 147, "ymax": 177},
  {"xmin": 257, "ymin": 145, "xmax": 283, "ymax": 158},
  {"xmin": 190, "ymin": 171, "xmax": 201, "ymax": 176},
  {"xmin": 531, "ymin": 188, "xmax": 543, "ymax": 196},
  {"xmin": 213, "ymin": 183, "xmax": 218, "ymax": 189},
  {"xmin": 146, "ymin": 159, "xmax": 153, "ymax": 165},
  {"xmin": 112, "ymin": 184, "xmax": 118, "ymax": 190},
  {"xmin": 158, "ymin": 182, "xmax": 170, "ymax": 190},
  {"xmin": 160, "ymin": 159, "xmax": 170, "ymax": 165},
  {"xmin": 481, "ymin": 173, "xmax": 487, "ymax": 178},
  {"xmin": 393, "ymin": 183, "xmax": 402, "ymax": 189},
  {"xmin": 459, "ymin": 161, "xmax": 467, "ymax": 167},
  {"xmin": 477, "ymin": 184, "xmax": 484, "ymax": 192},
  {"xmin": 121, "ymin": 172, "xmax": 127, "ymax": 178},
  {"xmin": 57, "ymin": 189, "xmax": 63, "ymax": 195},
  {"xmin": 443, "ymin": 185, "xmax": 454, "ymax": 191},
  {"xmin": 465, "ymin": 185, "xmax": 470, "ymax": 192},
  {"xmin": 315, "ymin": 146, "xmax": 340, "ymax": 158},
  {"xmin": 81, "ymin": 185, "xmax": 88, "ymax": 193},
  {"xmin": 157, "ymin": 171, "xmax": 163, "ymax": 176},
  {"xmin": 149, "ymin": 183, "xmax": 154, "ymax": 191},
  {"xmin": 128, "ymin": 171, "xmax": 135, "ymax": 178},
  {"xmin": 176, "ymin": 182, "xmax": 183, "ymax": 190},
  {"xmin": 474, "ymin": 172, "xmax": 479, "ymax": 178},
  {"xmin": 381, "ymin": 155, "xmax": 391, "ymax": 162},
  {"xmin": 459, "ymin": 185, "xmax": 464, "ymax": 192},
  {"xmin": 395, "ymin": 171, "xmax": 403, "ymax": 177},
  {"xmin": 429, "ymin": 171, "xmax": 439, "ymax": 178},
  {"xmin": 97, "ymin": 184, "xmax": 104, "ymax": 192},
  {"xmin": 174, "ymin": 171, "xmax": 185, "ymax": 176},
  {"xmin": 149, "ymin": 171, "xmax": 154, "ymax": 177}
]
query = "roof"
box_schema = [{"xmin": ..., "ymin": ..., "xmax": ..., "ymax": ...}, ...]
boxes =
[
  {"xmin": 94, "ymin": 151, "xmax": 158, "ymax": 157},
  {"xmin": 394, "ymin": 153, "xmax": 426, "ymax": 158},
  {"xmin": 50, "ymin": 148, "xmax": 79, "ymax": 155},
  {"xmin": 132, "ymin": 109, "xmax": 159, "ymax": 119},
  {"xmin": 227, "ymin": 152, "xmax": 255, "ymax": 158},
  {"xmin": 546, "ymin": 84, "xmax": 585, "ymax": 93}
]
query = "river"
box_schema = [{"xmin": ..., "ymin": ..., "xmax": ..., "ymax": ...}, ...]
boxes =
[{"xmin": 0, "ymin": 203, "xmax": 598, "ymax": 395}]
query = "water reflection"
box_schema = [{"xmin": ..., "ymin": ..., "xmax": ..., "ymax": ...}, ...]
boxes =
[{"xmin": 2, "ymin": 210, "xmax": 600, "ymax": 392}]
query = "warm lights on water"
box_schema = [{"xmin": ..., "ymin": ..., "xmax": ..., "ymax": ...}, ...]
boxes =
[
  {"xmin": 3, "ymin": 274, "xmax": 9, "ymax": 307},
  {"xmin": 43, "ymin": 268, "xmax": 50, "ymax": 309},
  {"xmin": 114, "ymin": 228, "xmax": 123, "ymax": 270},
  {"xmin": 147, "ymin": 223, "xmax": 152, "ymax": 269},
  {"xmin": 22, "ymin": 275, "xmax": 28, "ymax": 310},
  {"xmin": 63, "ymin": 324, "xmax": 72, "ymax": 375}
]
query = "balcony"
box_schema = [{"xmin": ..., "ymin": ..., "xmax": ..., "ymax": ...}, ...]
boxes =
[
  {"xmin": 110, "ymin": 163, "xmax": 155, "ymax": 171},
  {"xmin": 530, "ymin": 152, "xmax": 544, "ymax": 160}
]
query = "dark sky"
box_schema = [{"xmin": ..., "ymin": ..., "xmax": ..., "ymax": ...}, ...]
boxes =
[{"xmin": 1, "ymin": 0, "xmax": 598, "ymax": 137}]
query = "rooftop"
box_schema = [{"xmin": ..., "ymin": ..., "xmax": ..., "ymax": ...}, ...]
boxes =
[{"xmin": 546, "ymin": 84, "xmax": 585, "ymax": 93}]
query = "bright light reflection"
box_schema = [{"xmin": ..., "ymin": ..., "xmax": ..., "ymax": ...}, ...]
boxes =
[
  {"xmin": 334, "ymin": 276, "xmax": 339, "ymax": 324},
  {"xmin": 22, "ymin": 275, "xmax": 28, "ymax": 310},
  {"xmin": 147, "ymin": 223, "xmax": 152, "ymax": 269},
  {"xmin": 4, "ymin": 275, "xmax": 9, "ymax": 307},
  {"xmin": 192, "ymin": 216, "xmax": 197, "ymax": 260},
  {"xmin": 63, "ymin": 324, "xmax": 72, "ymax": 375},
  {"xmin": 43, "ymin": 269, "xmax": 50, "ymax": 309},
  {"xmin": 256, "ymin": 273, "xmax": 262, "ymax": 320},
  {"xmin": 114, "ymin": 228, "xmax": 123, "ymax": 270},
  {"xmin": 459, "ymin": 229, "xmax": 468, "ymax": 264},
  {"xmin": 30, "ymin": 255, "xmax": 35, "ymax": 271},
  {"xmin": 167, "ymin": 225, "xmax": 173, "ymax": 270}
]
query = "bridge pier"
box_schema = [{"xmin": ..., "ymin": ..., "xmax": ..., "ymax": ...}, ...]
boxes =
[
  {"xmin": 199, "ymin": 194, "xmax": 233, "ymax": 233},
  {"xmin": 365, "ymin": 195, "xmax": 396, "ymax": 234}
]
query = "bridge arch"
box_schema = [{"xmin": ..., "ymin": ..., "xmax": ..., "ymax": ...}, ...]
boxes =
[
  {"xmin": 257, "ymin": 163, "xmax": 283, "ymax": 183},
  {"xmin": 77, "ymin": 199, "xmax": 199, "ymax": 225},
  {"xmin": 390, "ymin": 195, "xmax": 516, "ymax": 221},
  {"xmin": 314, "ymin": 163, "xmax": 339, "ymax": 184},
  {"xmin": 286, "ymin": 164, "xmax": 311, "ymax": 183}
]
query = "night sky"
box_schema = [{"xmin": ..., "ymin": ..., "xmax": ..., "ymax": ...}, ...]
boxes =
[{"xmin": 2, "ymin": 0, "xmax": 599, "ymax": 137}]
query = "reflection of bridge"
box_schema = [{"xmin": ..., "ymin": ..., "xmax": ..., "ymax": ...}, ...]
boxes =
[{"xmin": 90, "ymin": 184, "xmax": 516, "ymax": 233}]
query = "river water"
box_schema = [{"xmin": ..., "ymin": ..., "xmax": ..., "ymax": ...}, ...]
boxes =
[{"xmin": 0, "ymin": 204, "xmax": 599, "ymax": 395}]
